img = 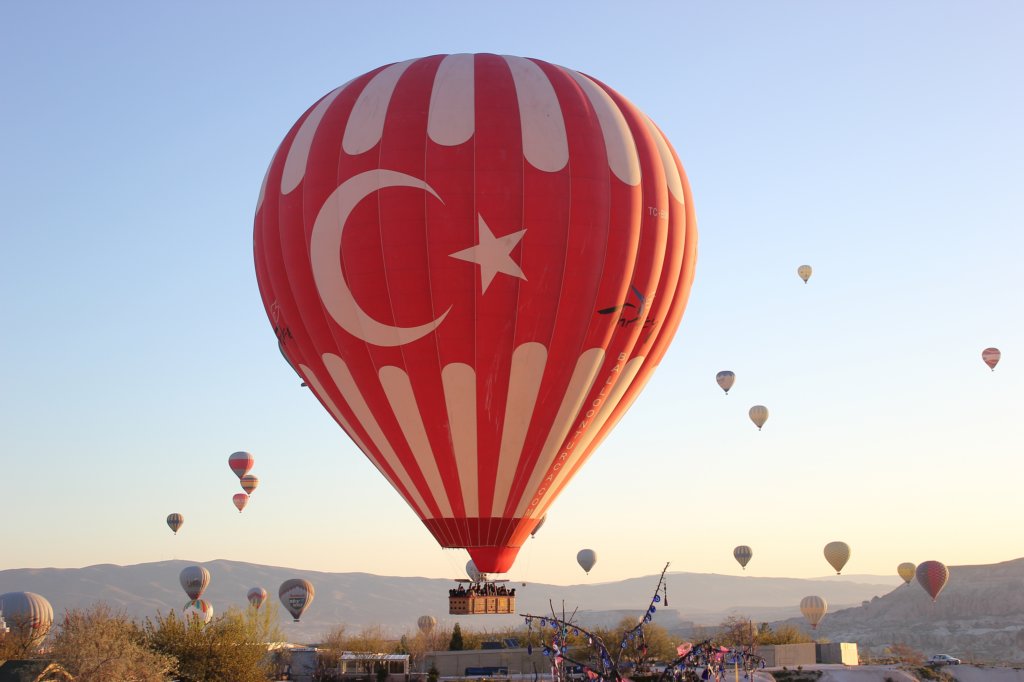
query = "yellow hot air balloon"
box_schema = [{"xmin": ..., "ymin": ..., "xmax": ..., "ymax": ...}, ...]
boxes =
[
  {"xmin": 800, "ymin": 595, "xmax": 827, "ymax": 629},
  {"xmin": 749, "ymin": 405, "xmax": 768, "ymax": 430},
  {"xmin": 797, "ymin": 265, "xmax": 812, "ymax": 283},
  {"xmin": 897, "ymin": 562, "xmax": 915, "ymax": 585},
  {"xmin": 823, "ymin": 541, "xmax": 851, "ymax": 574}
]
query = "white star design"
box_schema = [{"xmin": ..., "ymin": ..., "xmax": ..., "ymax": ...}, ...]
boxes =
[{"xmin": 449, "ymin": 215, "xmax": 527, "ymax": 294}]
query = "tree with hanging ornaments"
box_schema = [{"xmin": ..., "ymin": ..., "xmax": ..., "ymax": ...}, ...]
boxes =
[{"xmin": 520, "ymin": 564, "xmax": 767, "ymax": 682}]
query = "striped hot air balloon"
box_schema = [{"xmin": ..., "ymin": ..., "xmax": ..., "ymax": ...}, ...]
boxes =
[
  {"xmin": 247, "ymin": 587, "xmax": 267, "ymax": 609},
  {"xmin": 897, "ymin": 562, "xmax": 915, "ymax": 585},
  {"xmin": 799, "ymin": 595, "xmax": 827, "ymax": 629},
  {"xmin": 166, "ymin": 513, "xmax": 184, "ymax": 535},
  {"xmin": 417, "ymin": 615, "xmax": 437, "ymax": 634},
  {"xmin": 0, "ymin": 592, "xmax": 53, "ymax": 648},
  {"xmin": 228, "ymin": 451, "xmax": 255, "ymax": 479},
  {"xmin": 716, "ymin": 371, "xmax": 735, "ymax": 395},
  {"xmin": 180, "ymin": 566, "xmax": 210, "ymax": 602},
  {"xmin": 823, "ymin": 541, "xmax": 851, "ymax": 574},
  {"xmin": 733, "ymin": 545, "xmax": 753, "ymax": 570},
  {"xmin": 240, "ymin": 474, "xmax": 259, "ymax": 494},
  {"xmin": 982, "ymin": 347, "xmax": 1001, "ymax": 371},
  {"xmin": 916, "ymin": 560, "xmax": 949, "ymax": 602},
  {"xmin": 253, "ymin": 54, "xmax": 698, "ymax": 574}
]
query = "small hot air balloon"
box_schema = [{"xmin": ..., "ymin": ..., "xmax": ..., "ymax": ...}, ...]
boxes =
[
  {"xmin": 180, "ymin": 565, "xmax": 211, "ymax": 602},
  {"xmin": 916, "ymin": 560, "xmax": 949, "ymax": 602},
  {"xmin": 716, "ymin": 371, "xmax": 735, "ymax": 395},
  {"xmin": 228, "ymin": 451, "xmax": 255, "ymax": 480},
  {"xmin": 0, "ymin": 592, "xmax": 54, "ymax": 647},
  {"xmin": 799, "ymin": 595, "xmax": 827, "ymax": 629},
  {"xmin": 279, "ymin": 579, "xmax": 315, "ymax": 622},
  {"xmin": 240, "ymin": 474, "xmax": 259, "ymax": 495},
  {"xmin": 823, "ymin": 541, "xmax": 851, "ymax": 575},
  {"xmin": 982, "ymin": 348, "xmax": 1001, "ymax": 371},
  {"xmin": 531, "ymin": 515, "xmax": 547, "ymax": 538},
  {"xmin": 749, "ymin": 405, "xmax": 769, "ymax": 430},
  {"xmin": 253, "ymin": 54, "xmax": 699, "ymax": 576},
  {"xmin": 183, "ymin": 598, "xmax": 214, "ymax": 624},
  {"xmin": 465, "ymin": 560, "xmax": 483, "ymax": 583},
  {"xmin": 247, "ymin": 587, "xmax": 267, "ymax": 609},
  {"xmin": 797, "ymin": 265, "xmax": 812, "ymax": 284},
  {"xmin": 166, "ymin": 513, "xmax": 184, "ymax": 535},
  {"xmin": 417, "ymin": 615, "xmax": 437, "ymax": 634},
  {"xmin": 733, "ymin": 545, "xmax": 753, "ymax": 570},
  {"xmin": 577, "ymin": 549, "xmax": 597, "ymax": 574},
  {"xmin": 232, "ymin": 493, "xmax": 249, "ymax": 513},
  {"xmin": 897, "ymin": 562, "xmax": 915, "ymax": 585}
]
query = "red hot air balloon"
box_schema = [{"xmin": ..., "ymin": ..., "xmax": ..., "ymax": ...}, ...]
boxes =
[
  {"xmin": 253, "ymin": 54, "xmax": 697, "ymax": 574},
  {"xmin": 916, "ymin": 560, "xmax": 949, "ymax": 602},
  {"xmin": 982, "ymin": 348, "xmax": 1001, "ymax": 371},
  {"xmin": 228, "ymin": 451, "xmax": 255, "ymax": 479},
  {"xmin": 232, "ymin": 493, "xmax": 249, "ymax": 513}
]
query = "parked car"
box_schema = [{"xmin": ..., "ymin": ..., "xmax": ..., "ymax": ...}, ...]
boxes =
[{"xmin": 928, "ymin": 654, "xmax": 961, "ymax": 665}]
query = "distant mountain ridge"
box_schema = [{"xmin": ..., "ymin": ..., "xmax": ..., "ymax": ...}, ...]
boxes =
[{"xmin": 0, "ymin": 559, "xmax": 898, "ymax": 641}]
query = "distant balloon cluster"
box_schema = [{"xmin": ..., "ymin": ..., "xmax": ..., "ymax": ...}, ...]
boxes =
[
  {"xmin": 228, "ymin": 451, "xmax": 259, "ymax": 513},
  {"xmin": 726, "ymin": 542, "xmax": 951, "ymax": 630},
  {"xmin": 175, "ymin": 564, "xmax": 313, "ymax": 625}
]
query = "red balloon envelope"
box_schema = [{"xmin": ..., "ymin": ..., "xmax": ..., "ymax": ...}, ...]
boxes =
[
  {"xmin": 253, "ymin": 54, "xmax": 697, "ymax": 573},
  {"xmin": 915, "ymin": 560, "xmax": 949, "ymax": 601}
]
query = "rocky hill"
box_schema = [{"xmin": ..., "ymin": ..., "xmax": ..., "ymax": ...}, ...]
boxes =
[{"xmin": 783, "ymin": 559, "xmax": 1024, "ymax": 664}]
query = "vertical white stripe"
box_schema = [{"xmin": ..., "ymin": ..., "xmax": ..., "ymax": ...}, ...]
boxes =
[
  {"xmin": 529, "ymin": 355, "xmax": 646, "ymax": 517},
  {"xmin": 299, "ymin": 363, "xmax": 425, "ymax": 518},
  {"xmin": 562, "ymin": 68, "xmax": 640, "ymax": 186},
  {"xmin": 511, "ymin": 348, "xmax": 605, "ymax": 518},
  {"xmin": 428, "ymin": 54, "xmax": 475, "ymax": 147},
  {"xmin": 503, "ymin": 56, "xmax": 568, "ymax": 172},
  {"xmin": 490, "ymin": 342, "xmax": 547, "ymax": 517},
  {"xmin": 644, "ymin": 116, "xmax": 685, "ymax": 203},
  {"xmin": 342, "ymin": 59, "xmax": 417, "ymax": 156},
  {"xmin": 321, "ymin": 354, "xmax": 431, "ymax": 516},
  {"xmin": 281, "ymin": 83, "xmax": 350, "ymax": 194},
  {"xmin": 442, "ymin": 363, "xmax": 478, "ymax": 517},
  {"xmin": 378, "ymin": 366, "xmax": 454, "ymax": 518}
]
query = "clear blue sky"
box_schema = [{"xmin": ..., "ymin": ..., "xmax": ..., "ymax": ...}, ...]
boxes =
[{"xmin": 1, "ymin": 2, "xmax": 1021, "ymax": 585}]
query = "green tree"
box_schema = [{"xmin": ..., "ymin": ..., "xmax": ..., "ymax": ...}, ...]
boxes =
[
  {"xmin": 449, "ymin": 623, "xmax": 464, "ymax": 651},
  {"xmin": 49, "ymin": 603, "xmax": 175, "ymax": 682},
  {"xmin": 754, "ymin": 624, "xmax": 813, "ymax": 645},
  {"xmin": 144, "ymin": 605, "xmax": 282, "ymax": 682}
]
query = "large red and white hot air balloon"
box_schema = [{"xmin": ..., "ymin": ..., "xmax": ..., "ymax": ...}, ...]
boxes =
[{"xmin": 253, "ymin": 54, "xmax": 698, "ymax": 573}]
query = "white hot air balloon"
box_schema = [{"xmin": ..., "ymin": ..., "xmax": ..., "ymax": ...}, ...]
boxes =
[
  {"xmin": 183, "ymin": 599, "xmax": 214, "ymax": 624},
  {"xmin": 465, "ymin": 560, "xmax": 483, "ymax": 583}
]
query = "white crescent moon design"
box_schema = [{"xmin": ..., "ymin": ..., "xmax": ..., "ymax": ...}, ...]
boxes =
[{"xmin": 310, "ymin": 169, "xmax": 451, "ymax": 347}]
